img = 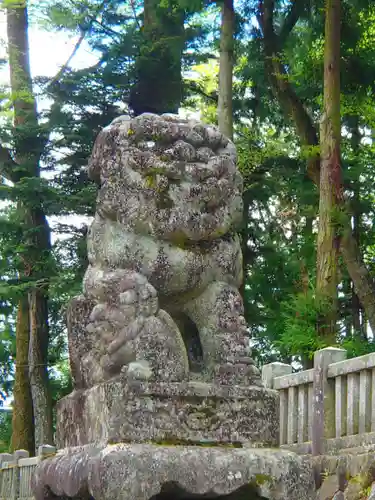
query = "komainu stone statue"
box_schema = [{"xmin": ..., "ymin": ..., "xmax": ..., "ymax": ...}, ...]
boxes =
[
  {"xmin": 53, "ymin": 114, "xmax": 279, "ymax": 450},
  {"xmin": 32, "ymin": 114, "xmax": 316, "ymax": 500},
  {"xmin": 68, "ymin": 113, "xmax": 259, "ymax": 389}
]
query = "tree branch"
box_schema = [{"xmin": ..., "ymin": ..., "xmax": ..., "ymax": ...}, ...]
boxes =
[
  {"xmin": 0, "ymin": 144, "xmax": 19, "ymax": 184},
  {"xmin": 91, "ymin": 19, "xmax": 123, "ymax": 39},
  {"xmin": 259, "ymin": 0, "xmax": 320, "ymax": 184},
  {"xmin": 185, "ymin": 80, "xmax": 218, "ymax": 103},
  {"xmin": 259, "ymin": 0, "xmax": 276, "ymax": 45},
  {"xmin": 46, "ymin": 30, "xmax": 86, "ymax": 93},
  {"xmin": 41, "ymin": 2, "xmax": 107, "ymax": 146},
  {"xmin": 46, "ymin": 0, "xmax": 109, "ymax": 93},
  {"xmin": 278, "ymin": 0, "xmax": 305, "ymax": 48},
  {"xmin": 130, "ymin": 0, "xmax": 141, "ymax": 30}
]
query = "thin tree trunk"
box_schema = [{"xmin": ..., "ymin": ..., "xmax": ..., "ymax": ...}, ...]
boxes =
[
  {"xmin": 300, "ymin": 216, "xmax": 313, "ymax": 293},
  {"xmin": 240, "ymin": 195, "xmax": 250, "ymax": 304},
  {"xmin": 340, "ymin": 230, "xmax": 375, "ymax": 332},
  {"xmin": 29, "ymin": 289, "xmax": 53, "ymax": 448},
  {"xmin": 350, "ymin": 120, "xmax": 365, "ymax": 338},
  {"xmin": 300, "ymin": 217, "xmax": 314, "ymax": 369},
  {"xmin": 218, "ymin": 0, "xmax": 234, "ymax": 139},
  {"xmin": 342, "ymin": 277, "xmax": 352, "ymax": 337},
  {"xmin": 316, "ymin": 0, "xmax": 342, "ymax": 340},
  {"xmin": 7, "ymin": 0, "xmax": 53, "ymax": 451},
  {"xmin": 10, "ymin": 297, "xmax": 34, "ymax": 455},
  {"xmin": 352, "ymin": 283, "xmax": 362, "ymax": 335}
]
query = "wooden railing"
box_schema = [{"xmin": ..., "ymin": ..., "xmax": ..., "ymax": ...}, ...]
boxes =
[
  {"xmin": 0, "ymin": 445, "xmax": 55, "ymax": 500},
  {"xmin": 262, "ymin": 347, "xmax": 375, "ymax": 454}
]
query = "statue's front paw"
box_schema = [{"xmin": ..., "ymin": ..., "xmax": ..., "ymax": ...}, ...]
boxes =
[{"xmin": 119, "ymin": 280, "xmax": 158, "ymax": 318}]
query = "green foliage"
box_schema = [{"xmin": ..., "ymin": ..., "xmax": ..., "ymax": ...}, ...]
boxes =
[
  {"xmin": 0, "ymin": 410, "xmax": 12, "ymax": 453},
  {"xmin": 1, "ymin": 0, "xmax": 375, "ymax": 423},
  {"xmin": 0, "ymin": 320, "xmax": 15, "ymax": 404},
  {"xmin": 278, "ymin": 291, "xmax": 333, "ymax": 360}
]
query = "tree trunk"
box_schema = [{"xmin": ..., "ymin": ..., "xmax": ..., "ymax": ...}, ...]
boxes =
[
  {"xmin": 300, "ymin": 218, "xmax": 314, "ymax": 369},
  {"xmin": 316, "ymin": 0, "xmax": 342, "ymax": 341},
  {"xmin": 340, "ymin": 230, "xmax": 375, "ymax": 332},
  {"xmin": 218, "ymin": 0, "xmax": 234, "ymax": 139},
  {"xmin": 29, "ymin": 288, "xmax": 53, "ymax": 448},
  {"xmin": 10, "ymin": 297, "xmax": 34, "ymax": 455},
  {"xmin": 129, "ymin": 0, "xmax": 185, "ymax": 115},
  {"xmin": 7, "ymin": 0, "xmax": 53, "ymax": 451},
  {"xmin": 351, "ymin": 283, "xmax": 363, "ymax": 336},
  {"xmin": 240, "ymin": 195, "xmax": 250, "ymax": 304},
  {"xmin": 259, "ymin": 0, "xmax": 375, "ymax": 334},
  {"xmin": 350, "ymin": 120, "xmax": 365, "ymax": 339}
]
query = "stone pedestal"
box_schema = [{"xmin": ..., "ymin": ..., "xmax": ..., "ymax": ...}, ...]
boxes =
[
  {"xmin": 32, "ymin": 444, "xmax": 315, "ymax": 500},
  {"xmin": 56, "ymin": 378, "xmax": 279, "ymax": 448}
]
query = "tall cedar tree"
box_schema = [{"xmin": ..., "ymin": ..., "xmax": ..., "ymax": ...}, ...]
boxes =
[
  {"xmin": 316, "ymin": 0, "xmax": 342, "ymax": 340},
  {"xmin": 258, "ymin": 0, "xmax": 375, "ymax": 334},
  {"xmin": 6, "ymin": 0, "xmax": 53, "ymax": 452},
  {"xmin": 218, "ymin": 0, "xmax": 234, "ymax": 139}
]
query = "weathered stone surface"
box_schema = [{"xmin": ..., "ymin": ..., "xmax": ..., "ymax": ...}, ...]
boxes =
[
  {"xmin": 344, "ymin": 479, "xmax": 363, "ymax": 500},
  {"xmin": 66, "ymin": 295, "xmax": 96, "ymax": 390},
  {"xmin": 305, "ymin": 451, "xmax": 375, "ymax": 500},
  {"xmin": 67, "ymin": 284, "xmax": 189, "ymax": 389},
  {"xmin": 318, "ymin": 465, "xmax": 347, "ymax": 500},
  {"xmin": 56, "ymin": 379, "xmax": 279, "ymax": 448},
  {"xmin": 31, "ymin": 445, "xmax": 101, "ymax": 499},
  {"xmin": 332, "ymin": 492, "xmax": 345, "ymax": 500},
  {"xmin": 32, "ymin": 444, "xmax": 317, "ymax": 500},
  {"xmin": 67, "ymin": 112, "xmax": 260, "ymax": 389},
  {"xmin": 318, "ymin": 475, "xmax": 340, "ymax": 500}
]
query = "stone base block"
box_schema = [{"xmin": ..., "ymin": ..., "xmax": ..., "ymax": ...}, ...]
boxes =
[
  {"xmin": 56, "ymin": 378, "xmax": 279, "ymax": 448},
  {"xmin": 32, "ymin": 444, "xmax": 316, "ymax": 500}
]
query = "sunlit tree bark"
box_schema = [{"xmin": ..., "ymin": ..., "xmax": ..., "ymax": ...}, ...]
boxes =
[
  {"xmin": 7, "ymin": 0, "xmax": 53, "ymax": 451},
  {"xmin": 218, "ymin": 0, "xmax": 234, "ymax": 139},
  {"xmin": 316, "ymin": 0, "xmax": 342, "ymax": 340}
]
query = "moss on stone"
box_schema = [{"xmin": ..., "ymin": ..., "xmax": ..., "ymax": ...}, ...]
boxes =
[
  {"xmin": 147, "ymin": 165, "xmax": 166, "ymax": 175},
  {"xmin": 168, "ymin": 230, "xmax": 190, "ymax": 248},
  {"xmin": 145, "ymin": 173, "xmax": 157, "ymax": 188},
  {"xmin": 138, "ymin": 438, "xmax": 243, "ymax": 448},
  {"xmin": 152, "ymin": 133, "xmax": 163, "ymax": 143},
  {"xmin": 253, "ymin": 473, "xmax": 272, "ymax": 485}
]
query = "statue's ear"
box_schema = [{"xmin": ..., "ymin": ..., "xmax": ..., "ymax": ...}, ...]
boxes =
[
  {"xmin": 88, "ymin": 117, "xmax": 130, "ymax": 185},
  {"xmin": 87, "ymin": 126, "xmax": 111, "ymax": 184}
]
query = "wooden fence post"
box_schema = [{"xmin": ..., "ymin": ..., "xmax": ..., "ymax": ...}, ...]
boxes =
[
  {"xmin": 13, "ymin": 449, "xmax": 29, "ymax": 499},
  {"xmin": 312, "ymin": 347, "xmax": 347, "ymax": 456},
  {"xmin": 38, "ymin": 444, "xmax": 56, "ymax": 459},
  {"xmin": 0, "ymin": 450, "xmax": 27, "ymax": 500},
  {"xmin": 262, "ymin": 361, "xmax": 292, "ymax": 445},
  {"xmin": 262, "ymin": 361, "xmax": 292, "ymax": 389},
  {"xmin": 0, "ymin": 453, "xmax": 13, "ymax": 500}
]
